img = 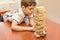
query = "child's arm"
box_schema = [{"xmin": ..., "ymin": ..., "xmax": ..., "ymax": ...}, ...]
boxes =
[
  {"xmin": 11, "ymin": 21, "xmax": 33, "ymax": 31},
  {"xmin": 29, "ymin": 17, "xmax": 35, "ymax": 31},
  {"xmin": 29, "ymin": 17, "xmax": 35, "ymax": 27}
]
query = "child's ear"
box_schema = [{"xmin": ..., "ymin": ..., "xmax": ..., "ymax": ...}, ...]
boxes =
[{"xmin": 21, "ymin": 6, "xmax": 25, "ymax": 9}]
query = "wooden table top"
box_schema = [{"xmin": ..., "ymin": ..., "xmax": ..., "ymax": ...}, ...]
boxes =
[{"xmin": 0, "ymin": 18, "xmax": 60, "ymax": 40}]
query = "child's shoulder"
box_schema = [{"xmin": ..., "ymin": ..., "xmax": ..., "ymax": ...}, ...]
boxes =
[{"xmin": 16, "ymin": 8, "xmax": 25, "ymax": 16}]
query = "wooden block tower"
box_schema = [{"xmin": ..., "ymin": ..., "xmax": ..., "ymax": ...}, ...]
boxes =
[{"xmin": 33, "ymin": 6, "xmax": 46, "ymax": 37}]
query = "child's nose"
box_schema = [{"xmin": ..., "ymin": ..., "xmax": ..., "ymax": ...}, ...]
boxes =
[{"xmin": 31, "ymin": 10, "xmax": 34, "ymax": 13}]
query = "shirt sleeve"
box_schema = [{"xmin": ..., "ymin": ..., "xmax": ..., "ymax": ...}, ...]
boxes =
[
  {"xmin": 12, "ymin": 12, "xmax": 24, "ymax": 24},
  {"xmin": 3, "ymin": 12, "xmax": 12, "ymax": 21}
]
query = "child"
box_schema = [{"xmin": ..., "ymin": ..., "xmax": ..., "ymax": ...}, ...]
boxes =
[{"xmin": 3, "ymin": 0, "xmax": 36, "ymax": 31}]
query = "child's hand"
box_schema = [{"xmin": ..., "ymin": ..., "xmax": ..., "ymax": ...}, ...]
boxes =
[{"xmin": 31, "ymin": 26, "xmax": 35, "ymax": 32}]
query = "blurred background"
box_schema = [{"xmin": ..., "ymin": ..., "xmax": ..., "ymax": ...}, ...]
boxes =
[
  {"xmin": 36, "ymin": 0, "xmax": 60, "ymax": 24},
  {"xmin": 0, "ymin": 0, "xmax": 60, "ymax": 24}
]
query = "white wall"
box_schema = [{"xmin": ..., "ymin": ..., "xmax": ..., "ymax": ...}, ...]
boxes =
[
  {"xmin": 0, "ymin": 0, "xmax": 19, "ymax": 12},
  {"xmin": 0, "ymin": 0, "xmax": 8, "ymax": 2},
  {"xmin": 36, "ymin": 0, "xmax": 60, "ymax": 24}
]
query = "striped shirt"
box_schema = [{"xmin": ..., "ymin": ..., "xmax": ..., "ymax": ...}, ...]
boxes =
[{"xmin": 3, "ymin": 8, "xmax": 33, "ymax": 25}]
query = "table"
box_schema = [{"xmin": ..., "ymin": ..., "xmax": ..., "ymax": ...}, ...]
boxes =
[{"xmin": 0, "ymin": 18, "xmax": 60, "ymax": 40}]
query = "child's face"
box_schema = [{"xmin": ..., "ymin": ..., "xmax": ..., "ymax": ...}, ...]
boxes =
[{"xmin": 22, "ymin": 5, "xmax": 35, "ymax": 16}]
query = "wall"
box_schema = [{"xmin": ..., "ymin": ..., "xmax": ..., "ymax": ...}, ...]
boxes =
[{"xmin": 36, "ymin": 0, "xmax": 60, "ymax": 24}]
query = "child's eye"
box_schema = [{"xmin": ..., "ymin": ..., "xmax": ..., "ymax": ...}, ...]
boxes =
[
  {"xmin": 29, "ymin": 8, "xmax": 32, "ymax": 10},
  {"xmin": 29, "ymin": 8, "xmax": 34, "ymax": 10}
]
